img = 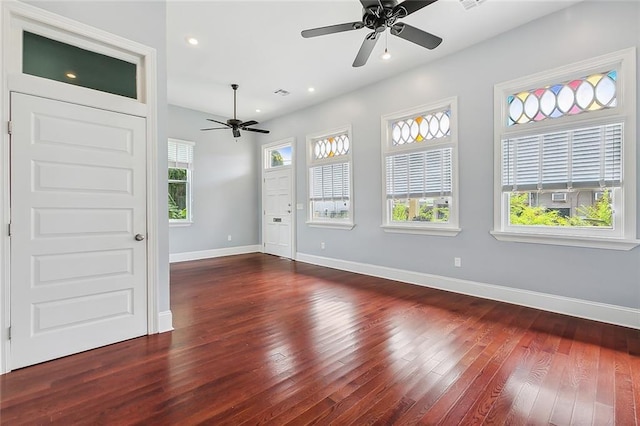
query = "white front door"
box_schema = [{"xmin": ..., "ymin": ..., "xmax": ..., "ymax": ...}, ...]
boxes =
[
  {"xmin": 10, "ymin": 93, "xmax": 148, "ymax": 370},
  {"xmin": 263, "ymin": 168, "xmax": 293, "ymax": 258}
]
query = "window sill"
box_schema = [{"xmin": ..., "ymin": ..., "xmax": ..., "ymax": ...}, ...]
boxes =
[
  {"xmin": 490, "ymin": 230, "xmax": 640, "ymax": 251},
  {"xmin": 306, "ymin": 221, "xmax": 355, "ymax": 230},
  {"xmin": 381, "ymin": 224, "xmax": 461, "ymax": 237},
  {"xmin": 169, "ymin": 221, "xmax": 193, "ymax": 228}
]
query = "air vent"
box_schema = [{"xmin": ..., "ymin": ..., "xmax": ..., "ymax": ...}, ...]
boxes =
[
  {"xmin": 274, "ymin": 89, "xmax": 291, "ymax": 96},
  {"xmin": 459, "ymin": 0, "xmax": 486, "ymax": 10}
]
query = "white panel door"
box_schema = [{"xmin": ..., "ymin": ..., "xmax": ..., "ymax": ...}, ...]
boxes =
[
  {"xmin": 10, "ymin": 93, "xmax": 147, "ymax": 369},
  {"xmin": 263, "ymin": 168, "xmax": 292, "ymax": 258}
]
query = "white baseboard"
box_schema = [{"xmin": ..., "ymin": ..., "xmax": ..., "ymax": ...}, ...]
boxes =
[
  {"xmin": 158, "ymin": 310, "xmax": 174, "ymax": 333},
  {"xmin": 169, "ymin": 245, "xmax": 261, "ymax": 263},
  {"xmin": 295, "ymin": 253, "xmax": 640, "ymax": 330}
]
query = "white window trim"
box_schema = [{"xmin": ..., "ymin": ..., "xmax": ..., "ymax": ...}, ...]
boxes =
[
  {"xmin": 380, "ymin": 97, "xmax": 461, "ymax": 236},
  {"xmin": 306, "ymin": 125, "xmax": 355, "ymax": 230},
  {"xmin": 168, "ymin": 138, "xmax": 194, "ymax": 226},
  {"xmin": 492, "ymin": 48, "xmax": 639, "ymax": 250}
]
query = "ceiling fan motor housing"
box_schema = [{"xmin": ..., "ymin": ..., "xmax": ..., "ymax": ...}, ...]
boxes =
[{"xmin": 363, "ymin": 0, "xmax": 401, "ymax": 31}]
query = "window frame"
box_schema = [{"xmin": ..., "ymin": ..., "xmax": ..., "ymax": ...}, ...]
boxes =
[
  {"xmin": 168, "ymin": 138, "xmax": 194, "ymax": 227},
  {"xmin": 380, "ymin": 97, "xmax": 461, "ymax": 236},
  {"xmin": 306, "ymin": 125, "xmax": 354, "ymax": 230},
  {"xmin": 491, "ymin": 48, "xmax": 638, "ymax": 250}
]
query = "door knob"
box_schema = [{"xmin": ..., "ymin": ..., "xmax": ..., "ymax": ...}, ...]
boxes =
[{"xmin": 135, "ymin": 234, "xmax": 145, "ymax": 241}]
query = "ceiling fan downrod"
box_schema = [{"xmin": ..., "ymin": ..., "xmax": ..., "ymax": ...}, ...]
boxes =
[{"xmin": 231, "ymin": 83, "xmax": 238, "ymax": 120}]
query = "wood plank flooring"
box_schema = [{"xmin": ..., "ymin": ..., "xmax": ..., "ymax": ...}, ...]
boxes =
[{"xmin": 1, "ymin": 253, "xmax": 638, "ymax": 425}]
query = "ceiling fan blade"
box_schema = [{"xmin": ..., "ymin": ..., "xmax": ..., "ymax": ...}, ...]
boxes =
[
  {"xmin": 391, "ymin": 22, "xmax": 442, "ymax": 50},
  {"xmin": 200, "ymin": 127, "xmax": 228, "ymax": 131},
  {"xmin": 393, "ymin": 0, "xmax": 438, "ymax": 17},
  {"xmin": 206, "ymin": 118, "xmax": 230, "ymax": 127},
  {"xmin": 232, "ymin": 128, "xmax": 241, "ymax": 138},
  {"xmin": 360, "ymin": 0, "xmax": 382, "ymax": 8},
  {"xmin": 239, "ymin": 120, "xmax": 258, "ymax": 127},
  {"xmin": 302, "ymin": 22, "xmax": 364, "ymax": 38},
  {"xmin": 353, "ymin": 32, "xmax": 380, "ymax": 67},
  {"xmin": 242, "ymin": 127, "xmax": 270, "ymax": 134}
]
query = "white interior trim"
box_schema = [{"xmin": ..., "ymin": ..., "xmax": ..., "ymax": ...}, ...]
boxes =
[
  {"xmin": 295, "ymin": 253, "xmax": 640, "ymax": 330},
  {"xmin": 381, "ymin": 224, "xmax": 461, "ymax": 237},
  {"xmin": 492, "ymin": 48, "xmax": 637, "ymax": 248},
  {"xmin": 490, "ymin": 230, "xmax": 640, "ymax": 251},
  {"xmin": 0, "ymin": 1, "xmax": 160, "ymax": 373},
  {"xmin": 158, "ymin": 310, "xmax": 174, "ymax": 333},
  {"xmin": 306, "ymin": 125, "xmax": 354, "ymax": 227},
  {"xmin": 380, "ymin": 97, "xmax": 460, "ymax": 233},
  {"xmin": 170, "ymin": 245, "xmax": 261, "ymax": 263},
  {"xmin": 261, "ymin": 137, "xmax": 296, "ymax": 259}
]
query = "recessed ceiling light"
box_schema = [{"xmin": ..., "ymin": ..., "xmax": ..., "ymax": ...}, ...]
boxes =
[
  {"xmin": 255, "ymin": 109, "xmax": 261, "ymax": 113},
  {"xmin": 186, "ymin": 37, "xmax": 199, "ymax": 46},
  {"xmin": 308, "ymin": 87, "xmax": 315, "ymax": 93},
  {"xmin": 65, "ymin": 72, "xmax": 77, "ymax": 79}
]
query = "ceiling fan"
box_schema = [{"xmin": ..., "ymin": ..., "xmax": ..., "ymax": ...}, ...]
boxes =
[
  {"xmin": 301, "ymin": 0, "xmax": 442, "ymax": 67},
  {"xmin": 201, "ymin": 84, "xmax": 270, "ymax": 138}
]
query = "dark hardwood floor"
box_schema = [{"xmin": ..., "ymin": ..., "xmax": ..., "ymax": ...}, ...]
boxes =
[{"xmin": 1, "ymin": 253, "xmax": 638, "ymax": 425}]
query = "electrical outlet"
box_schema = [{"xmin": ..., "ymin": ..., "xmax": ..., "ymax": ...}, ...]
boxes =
[
  {"xmin": 454, "ymin": 257, "xmax": 461, "ymax": 267},
  {"xmin": 321, "ymin": 242, "xmax": 325, "ymax": 250},
  {"xmin": 227, "ymin": 235, "xmax": 232, "ymax": 241}
]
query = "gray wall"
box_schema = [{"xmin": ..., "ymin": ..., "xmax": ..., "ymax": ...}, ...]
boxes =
[
  {"xmin": 261, "ymin": 1, "xmax": 640, "ymax": 309},
  {"xmin": 168, "ymin": 105, "xmax": 259, "ymax": 254},
  {"xmin": 27, "ymin": 1, "xmax": 171, "ymax": 313}
]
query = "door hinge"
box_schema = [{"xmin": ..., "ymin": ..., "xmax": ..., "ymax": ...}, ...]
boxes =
[
  {"xmin": 7, "ymin": 222, "xmax": 10, "ymax": 237},
  {"xmin": 7, "ymin": 121, "xmax": 12, "ymax": 135},
  {"xmin": 7, "ymin": 326, "xmax": 10, "ymax": 340}
]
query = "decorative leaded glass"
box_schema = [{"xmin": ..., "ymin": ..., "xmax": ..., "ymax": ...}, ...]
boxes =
[
  {"xmin": 313, "ymin": 133, "xmax": 350, "ymax": 160},
  {"xmin": 392, "ymin": 109, "xmax": 451, "ymax": 146},
  {"xmin": 507, "ymin": 70, "xmax": 617, "ymax": 126}
]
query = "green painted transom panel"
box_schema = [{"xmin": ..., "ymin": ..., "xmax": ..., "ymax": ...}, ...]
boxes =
[{"xmin": 23, "ymin": 31, "xmax": 137, "ymax": 99}]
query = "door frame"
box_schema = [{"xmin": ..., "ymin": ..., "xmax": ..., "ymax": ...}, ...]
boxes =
[
  {"xmin": 0, "ymin": 2, "xmax": 160, "ymax": 374},
  {"xmin": 261, "ymin": 138, "xmax": 296, "ymax": 259}
]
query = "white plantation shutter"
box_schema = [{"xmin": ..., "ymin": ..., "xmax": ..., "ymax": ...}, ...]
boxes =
[
  {"xmin": 386, "ymin": 147, "xmax": 452, "ymax": 198},
  {"xmin": 542, "ymin": 132, "xmax": 569, "ymax": 188},
  {"xmin": 386, "ymin": 154, "xmax": 409, "ymax": 196},
  {"xmin": 309, "ymin": 163, "xmax": 350, "ymax": 201},
  {"xmin": 604, "ymin": 124, "xmax": 622, "ymax": 183},
  {"xmin": 168, "ymin": 139, "xmax": 194, "ymax": 169},
  {"xmin": 502, "ymin": 123, "xmax": 622, "ymax": 191}
]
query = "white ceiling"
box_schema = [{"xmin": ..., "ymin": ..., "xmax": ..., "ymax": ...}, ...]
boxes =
[{"xmin": 167, "ymin": 0, "xmax": 583, "ymax": 124}]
